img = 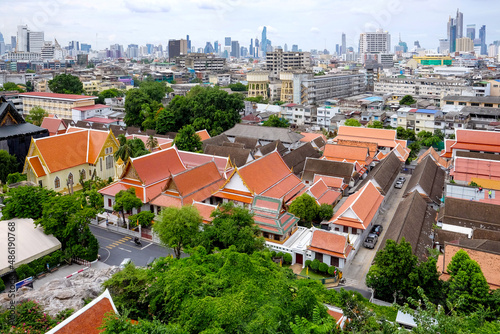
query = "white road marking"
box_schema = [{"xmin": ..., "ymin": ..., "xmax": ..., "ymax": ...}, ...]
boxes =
[
  {"xmin": 118, "ymin": 247, "xmax": 132, "ymax": 253},
  {"xmin": 99, "ymin": 247, "xmax": 111, "ymax": 262},
  {"xmin": 140, "ymin": 243, "xmax": 153, "ymax": 250}
]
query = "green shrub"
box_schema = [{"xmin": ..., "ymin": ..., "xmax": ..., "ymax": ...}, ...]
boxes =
[
  {"xmin": 16, "ymin": 264, "xmax": 35, "ymax": 280},
  {"xmin": 305, "ymin": 260, "xmax": 312, "ymax": 268},
  {"xmin": 49, "ymin": 250, "xmax": 63, "ymax": 267},
  {"xmin": 0, "ymin": 277, "xmax": 5, "ymax": 292},
  {"xmin": 128, "ymin": 211, "xmax": 155, "ymax": 228},
  {"xmin": 276, "ymin": 252, "xmax": 284, "ymax": 259},
  {"xmin": 311, "ymin": 259, "xmax": 320, "ymax": 271},
  {"xmin": 283, "ymin": 253, "xmax": 293, "ymax": 264},
  {"xmin": 318, "ymin": 262, "xmax": 329, "ymax": 273},
  {"xmin": 328, "ymin": 266, "xmax": 337, "ymax": 276},
  {"xmin": 271, "ymin": 251, "xmax": 277, "ymax": 258},
  {"xmin": 6, "ymin": 172, "xmax": 27, "ymax": 185}
]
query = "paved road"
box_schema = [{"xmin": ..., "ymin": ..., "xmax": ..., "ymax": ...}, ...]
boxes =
[
  {"xmin": 342, "ymin": 173, "xmax": 411, "ymax": 291},
  {"xmin": 90, "ymin": 225, "xmax": 177, "ymax": 267}
]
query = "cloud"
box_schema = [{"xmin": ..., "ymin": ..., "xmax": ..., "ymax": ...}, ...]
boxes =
[
  {"xmin": 310, "ymin": 27, "xmax": 320, "ymax": 34},
  {"xmin": 123, "ymin": 0, "xmax": 171, "ymax": 13}
]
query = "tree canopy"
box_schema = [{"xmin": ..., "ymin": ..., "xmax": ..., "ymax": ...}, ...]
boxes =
[
  {"xmin": 153, "ymin": 205, "xmax": 202, "ymax": 259},
  {"xmin": 288, "ymin": 193, "xmax": 320, "ymax": 226},
  {"xmin": 344, "ymin": 119, "xmax": 362, "ymax": 127},
  {"xmin": 25, "ymin": 106, "xmax": 48, "ymax": 126},
  {"xmin": 114, "ymin": 134, "xmax": 150, "ymax": 161},
  {"xmin": 1, "ymin": 186, "xmax": 57, "ymax": 220},
  {"xmin": 139, "ymin": 80, "xmax": 167, "ymax": 102},
  {"xmin": 48, "ymin": 74, "xmax": 84, "ymax": 94},
  {"xmin": 262, "ymin": 114, "xmax": 289, "ymax": 128},
  {"xmin": 124, "ymin": 89, "xmax": 151, "ymax": 127},
  {"xmin": 112, "ymin": 188, "xmax": 143, "ymax": 226},
  {"xmin": 367, "ymin": 120, "xmax": 384, "ymax": 129},
  {"xmin": 173, "ymin": 125, "xmax": 202, "ymax": 152},
  {"xmin": 399, "ymin": 94, "xmax": 416, "ymax": 106},
  {"xmin": 228, "ymin": 82, "xmax": 247, "ymax": 91},
  {"xmin": 156, "ymin": 86, "xmax": 243, "ymax": 136},
  {"xmin": 201, "ymin": 202, "xmax": 265, "ymax": 254},
  {"xmin": 0, "ymin": 149, "xmax": 19, "ymax": 183},
  {"xmin": 1, "ymin": 81, "xmax": 25, "ymax": 92},
  {"xmin": 95, "ymin": 88, "xmax": 124, "ymax": 104}
]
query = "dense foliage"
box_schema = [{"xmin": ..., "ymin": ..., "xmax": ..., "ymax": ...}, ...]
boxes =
[
  {"xmin": 344, "ymin": 119, "xmax": 361, "ymax": 127},
  {"xmin": 2, "ymin": 186, "xmax": 57, "ymax": 220},
  {"xmin": 0, "ymin": 149, "xmax": 19, "ymax": 183},
  {"xmin": 156, "ymin": 85, "xmax": 243, "ymax": 136},
  {"xmin": 0, "ymin": 82, "xmax": 25, "ymax": 92},
  {"xmin": 0, "ymin": 300, "xmax": 73, "ymax": 334},
  {"xmin": 399, "ymin": 94, "xmax": 416, "ymax": 106},
  {"xmin": 112, "ymin": 188, "xmax": 143, "ymax": 227},
  {"xmin": 114, "ymin": 134, "xmax": 150, "ymax": 161},
  {"xmin": 262, "ymin": 114, "xmax": 290, "ymax": 128},
  {"xmin": 25, "ymin": 106, "xmax": 48, "ymax": 126},
  {"xmin": 48, "ymin": 74, "xmax": 84, "ymax": 94},
  {"xmin": 289, "ymin": 193, "xmax": 322, "ymax": 226},
  {"xmin": 173, "ymin": 125, "xmax": 202, "ymax": 152}
]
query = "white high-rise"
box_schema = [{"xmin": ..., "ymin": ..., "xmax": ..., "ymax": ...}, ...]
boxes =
[
  {"xmin": 28, "ymin": 31, "xmax": 44, "ymax": 53},
  {"xmin": 359, "ymin": 29, "xmax": 391, "ymax": 54},
  {"xmin": 17, "ymin": 25, "xmax": 28, "ymax": 52}
]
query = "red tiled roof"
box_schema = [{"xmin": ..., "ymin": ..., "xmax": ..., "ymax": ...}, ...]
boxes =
[
  {"xmin": 309, "ymin": 179, "xmax": 329, "ymax": 198},
  {"xmin": 84, "ymin": 117, "xmax": 116, "ymax": 124},
  {"xmin": 323, "ymin": 144, "xmax": 370, "ymax": 162},
  {"xmin": 300, "ymin": 132, "xmax": 326, "ymax": 143},
  {"xmin": 74, "ymin": 104, "xmax": 110, "ymax": 111},
  {"xmin": 192, "ymin": 202, "xmax": 217, "ymax": 223},
  {"xmin": 254, "ymin": 198, "xmax": 281, "ymax": 211},
  {"xmin": 149, "ymin": 195, "xmax": 182, "ymax": 208},
  {"xmin": 171, "ymin": 162, "xmax": 222, "ymax": 196},
  {"xmin": 41, "ymin": 117, "xmax": 66, "ymax": 134},
  {"xmin": 317, "ymin": 190, "xmax": 341, "ymax": 205},
  {"xmin": 313, "ymin": 174, "xmax": 345, "ymax": 189},
  {"xmin": 329, "ymin": 181, "xmax": 384, "ymax": 230},
  {"xmin": 452, "ymin": 157, "xmax": 500, "ymax": 183},
  {"xmin": 334, "ymin": 126, "xmax": 399, "ymax": 148},
  {"xmin": 20, "ymin": 92, "xmax": 97, "ymax": 101},
  {"xmin": 178, "ymin": 151, "xmax": 230, "ymax": 174},
  {"xmin": 28, "ymin": 156, "xmax": 46, "ymax": 177},
  {"xmin": 195, "ymin": 129, "xmax": 211, "ymax": 141},
  {"xmin": 130, "ymin": 147, "xmax": 186, "ymax": 185},
  {"xmin": 261, "ymin": 173, "xmax": 304, "ymax": 199},
  {"xmin": 99, "ymin": 182, "xmax": 145, "ymax": 202},
  {"xmin": 310, "ymin": 230, "xmax": 347, "ymax": 255}
]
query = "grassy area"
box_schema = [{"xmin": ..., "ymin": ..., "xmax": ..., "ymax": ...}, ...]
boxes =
[
  {"xmin": 299, "ymin": 267, "xmax": 330, "ymax": 279},
  {"xmin": 365, "ymin": 302, "xmax": 397, "ymax": 322}
]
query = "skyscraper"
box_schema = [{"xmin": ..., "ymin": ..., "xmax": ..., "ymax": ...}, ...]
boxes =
[
  {"xmin": 214, "ymin": 40, "xmax": 218, "ymax": 54},
  {"xmin": 261, "ymin": 26, "xmax": 267, "ymax": 56},
  {"xmin": 284, "ymin": 43, "xmax": 288, "ymax": 52},
  {"xmin": 467, "ymin": 24, "xmax": 476, "ymax": 40},
  {"xmin": 17, "ymin": 25, "xmax": 28, "ymax": 52},
  {"xmin": 479, "ymin": 25, "xmax": 486, "ymax": 55},
  {"xmin": 231, "ymin": 40, "xmax": 240, "ymax": 58},
  {"xmin": 447, "ymin": 16, "xmax": 457, "ymax": 52},
  {"xmin": 27, "ymin": 31, "xmax": 44, "ymax": 53},
  {"xmin": 250, "ymin": 38, "xmax": 253, "ymax": 56},
  {"xmin": 341, "ymin": 32, "xmax": 346, "ymax": 55},
  {"xmin": 292, "ymin": 44, "xmax": 298, "ymax": 52},
  {"xmin": 456, "ymin": 9, "xmax": 463, "ymax": 39},
  {"xmin": 225, "ymin": 37, "xmax": 231, "ymax": 46},
  {"xmin": 11, "ymin": 36, "xmax": 16, "ymax": 50},
  {"xmin": 186, "ymin": 35, "xmax": 191, "ymax": 54},
  {"xmin": 0, "ymin": 32, "xmax": 4, "ymax": 55},
  {"xmin": 359, "ymin": 30, "xmax": 391, "ymax": 54}
]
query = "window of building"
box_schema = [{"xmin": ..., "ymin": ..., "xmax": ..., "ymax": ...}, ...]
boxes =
[
  {"xmin": 108, "ymin": 198, "xmax": 112, "ymax": 207},
  {"xmin": 458, "ymin": 102, "xmax": 466, "ymax": 106},
  {"xmin": 446, "ymin": 101, "xmax": 454, "ymax": 105},
  {"xmin": 416, "ymin": 121, "xmax": 420, "ymax": 123},
  {"xmin": 485, "ymin": 103, "xmax": 493, "ymax": 107},
  {"xmin": 471, "ymin": 103, "xmax": 480, "ymax": 106},
  {"xmin": 427, "ymin": 114, "xmax": 431, "ymax": 117},
  {"xmin": 54, "ymin": 177, "xmax": 60, "ymax": 188},
  {"xmin": 106, "ymin": 155, "xmax": 114, "ymax": 169}
]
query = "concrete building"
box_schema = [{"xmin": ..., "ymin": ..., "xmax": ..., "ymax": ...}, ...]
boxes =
[
  {"xmin": 301, "ymin": 72, "xmax": 366, "ymax": 106},
  {"xmin": 442, "ymin": 96, "xmax": 500, "ymax": 108},
  {"xmin": 280, "ymin": 103, "xmax": 316, "ymax": 126},
  {"xmin": 168, "ymin": 39, "xmax": 188, "ymax": 60},
  {"xmin": 456, "ymin": 37, "xmax": 474, "ymax": 52},
  {"xmin": 20, "ymin": 92, "xmax": 97, "ymax": 118},
  {"xmin": 375, "ymin": 78, "xmax": 473, "ymax": 101},
  {"xmin": 175, "ymin": 53, "xmax": 226, "ymax": 71},
  {"xmin": 266, "ymin": 49, "xmax": 311, "ymax": 78},
  {"xmin": 247, "ymin": 72, "xmax": 269, "ymax": 100},
  {"xmin": 359, "ymin": 30, "xmax": 391, "ymax": 54}
]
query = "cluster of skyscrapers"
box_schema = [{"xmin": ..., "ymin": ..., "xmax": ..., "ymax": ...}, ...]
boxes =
[{"xmin": 443, "ymin": 9, "xmax": 487, "ymax": 54}]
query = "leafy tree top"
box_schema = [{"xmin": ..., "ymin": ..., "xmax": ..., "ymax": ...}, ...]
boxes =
[
  {"xmin": 399, "ymin": 94, "xmax": 416, "ymax": 106},
  {"xmin": 263, "ymin": 114, "xmax": 289, "ymax": 128},
  {"xmin": 344, "ymin": 119, "xmax": 362, "ymax": 127},
  {"xmin": 48, "ymin": 74, "xmax": 84, "ymax": 95},
  {"xmin": 174, "ymin": 125, "xmax": 202, "ymax": 152}
]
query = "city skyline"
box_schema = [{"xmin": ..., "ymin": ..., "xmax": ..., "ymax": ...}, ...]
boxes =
[{"xmin": 1, "ymin": 0, "xmax": 500, "ymax": 53}]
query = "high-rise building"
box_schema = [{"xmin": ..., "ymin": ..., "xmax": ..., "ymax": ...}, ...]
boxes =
[
  {"xmin": 214, "ymin": 40, "xmax": 218, "ymax": 54},
  {"xmin": 466, "ymin": 24, "xmax": 476, "ymax": 40},
  {"xmin": 359, "ymin": 30, "xmax": 391, "ymax": 54},
  {"xmin": 261, "ymin": 26, "xmax": 267, "ymax": 57},
  {"xmin": 414, "ymin": 40, "xmax": 421, "ymax": 49},
  {"xmin": 284, "ymin": 43, "xmax": 288, "ymax": 52},
  {"xmin": 250, "ymin": 38, "xmax": 253, "ymax": 56},
  {"xmin": 186, "ymin": 35, "xmax": 191, "ymax": 54},
  {"xmin": 456, "ymin": 37, "xmax": 474, "ymax": 52},
  {"xmin": 0, "ymin": 32, "xmax": 4, "ymax": 55},
  {"xmin": 225, "ymin": 37, "xmax": 231, "ymax": 46},
  {"xmin": 27, "ymin": 31, "xmax": 44, "ymax": 53},
  {"xmin": 69, "ymin": 41, "xmax": 80, "ymax": 51},
  {"xmin": 81, "ymin": 43, "xmax": 91, "ymax": 53},
  {"xmin": 231, "ymin": 40, "xmax": 240, "ymax": 58},
  {"xmin": 456, "ymin": 9, "xmax": 463, "ymax": 39},
  {"xmin": 479, "ymin": 25, "xmax": 486, "ymax": 55},
  {"xmin": 335, "ymin": 44, "xmax": 339, "ymax": 55},
  {"xmin": 439, "ymin": 38, "xmax": 450, "ymax": 54},
  {"xmin": 127, "ymin": 44, "xmax": 139, "ymax": 58},
  {"xmin": 204, "ymin": 42, "xmax": 214, "ymax": 54},
  {"xmin": 266, "ymin": 49, "xmax": 311, "ymax": 78},
  {"xmin": 341, "ymin": 32, "xmax": 346, "ymax": 55},
  {"xmin": 291, "ymin": 44, "xmax": 298, "ymax": 52},
  {"xmin": 17, "ymin": 25, "xmax": 28, "ymax": 52},
  {"xmin": 11, "ymin": 36, "xmax": 16, "ymax": 50},
  {"xmin": 168, "ymin": 39, "xmax": 188, "ymax": 59},
  {"xmin": 447, "ymin": 16, "xmax": 457, "ymax": 52}
]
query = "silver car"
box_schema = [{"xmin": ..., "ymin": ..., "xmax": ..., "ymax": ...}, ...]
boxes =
[{"xmin": 363, "ymin": 233, "xmax": 379, "ymax": 249}]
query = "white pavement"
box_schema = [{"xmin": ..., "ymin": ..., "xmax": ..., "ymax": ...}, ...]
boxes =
[{"xmin": 32, "ymin": 261, "xmax": 110, "ymax": 289}]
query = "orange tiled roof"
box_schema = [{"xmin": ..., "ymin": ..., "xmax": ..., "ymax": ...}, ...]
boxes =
[
  {"xmin": 33, "ymin": 129, "xmax": 109, "ymax": 173},
  {"xmin": 261, "ymin": 173, "xmax": 304, "ymax": 200},
  {"xmin": 323, "ymin": 144, "xmax": 370, "ymax": 162},
  {"xmin": 28, "ymin": 156, "xmax": 46, "ymax": 177},
  {"xmin": 337, "ymin": 139, "xmax": 378, "ymax": 157},
  {"xmin": 317, "ymin": 190, "xmax": 341, "ymax": 205},
  {"xmin": 170, "ymin": 162, "xmax": 223, "ymax": 197},
  {"xmin": 329, "ymin": 181, "xmax": 384, "ymax": 230},
  {"xmin": 393, "ymin": 143, "xmax": 410, "ymax": 162},
  {"xmin": 196, "ymin": 129, "xmax": 211, "ymax": 141},
  {"xmin": 192, "ymin": 201, "xmax": 217, "ymax": 223},
  {"xmin": 99, "ymin": 182, "xmax": 145, "ymax": 202},
  {"xmin": 41, "ymin": 117, "xmax": 66, "ymax": 135},
  {"xmin": 452, "ymin": 157, "xmax": 500, "ymax": 183},
  {"xmin": 417, "ymin": 147, "xmax": 451, "ymax": 169},
  {"xmin": 177, "ymin": 151, "xmax": 230, "ymax": 174},
  {"xmin": 238, "ymin": 151, "xmax": 294, "ymax": 194},
  {"xmin": 129, "ymin": 147, "xmax": 186, "ymax": 186},
  {"xmin": 309, "ymin": 179, "xmax": 329, "ymax": 199},
  {"xmin": 300, "ymin": 132, "xmax": 326, "ymax": 143},
  {"xmin": 310, "ymin": 230, "xmax": 347, "ymax": 255},
  {"xmin": 149, "ymin": 195, "xmax": 182, "ymax": 208},
  {"xmin": 313, "ymin": 174, "xmax": 345, "ymax": 189}
]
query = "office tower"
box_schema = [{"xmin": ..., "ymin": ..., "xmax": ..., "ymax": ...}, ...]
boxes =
[
  {"xmin": 225, "ymin": 37, "xmax": 231, "ymax": 46},
  {"xmin": 261, "ymin": 26, "xmax": 267, "ymax": 56},
  {"xmin": 0, "ymin": 32, "xmax": 4, "ymax": 55},
  {"xmin": 456, "ymin": 37, "xmax": 474, "ymax": 52},
  {"xmin": 479, "ymin": 25, "xmax": 486, "ymax": 55},
  {"xmin": 335, "ymin": 44, "xmax": 339, "ymax": 55},
  {"xmin": 214, "ymin": 40, "xmax": 218, "ymax": 53},
  {"xmin": 17, "ymin": 25, "xmax": 28, "ymax": 52},
  {"xmin": 127, "ymin": 44, "xmax": 139, "ymax": 58},
  {"xmin": 250, "ymin": 38, "xmax": 253, "ymax": 56},
  {"xmin": 231, "ymin": 40, "xmax": 240, "ymax": 58},
  {"xmin": 241, "ymin": 46, "xmax": 248, "ymax": 57},
  {"xmin": 398, "ymin": 34, "xmax": 408, "ymax": 52},
  {"xmin": 292, "ymin": 44, "xmax": 298, "ymax": 52},
  {"xmin": 284, "ymin": 43, "xmax": 288, "ymax": 52},
  {"xmin": 186, "ymin": 35, "xmax": 191, "ymax": 53},
  {"xmin": 359, "ymin": 29, "xmax": 391, "ymax": 54},
  {"xmin": 204, "ymin": 42, "xmax": 214, "ymax": 54},
  {"xmin": 341, "ymin": 32, "xmax": 346, "ymax": 54},
  {"xmin": 456, "ymin": 9, "xmax": 463, "ymax": 38},
  {"xmin": 447, "ymin": 16, "xmax": 457, "ymax": 52},
  {"xmin": 11, "ymin": 36, "xmax": 16, "ymax": 50},
  {"xmin": 439, "ymin": 38, "xmax": 449, "ymax": 54},
  {"xmin": 414, "ymin": 40, "xmax": 421, "ymax": 49},
  {"xmin": 467, "ymin": 24, "xmax": 476, "ymax": 40},
  {"xmin": 28, "ymin": 31, "xmax": 44, "ymax": 53},
  {"xmin": 68, "ymin": 41, "xmax": 80, "ymax": 51},
  {"xmin": 168, "ymin": 39, "xmax": 188, "ymax": 59},
  {"xmin": 145, "ymin": 43, "xmax": 154, "ymax": 54}
]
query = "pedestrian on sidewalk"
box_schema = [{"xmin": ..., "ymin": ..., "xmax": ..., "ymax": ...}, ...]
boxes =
[{"xmin": 489, "ymin": 190, "xmax": 492, "ymax": 198}]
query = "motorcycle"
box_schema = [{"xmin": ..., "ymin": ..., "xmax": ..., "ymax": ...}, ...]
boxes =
[{"xmin": 134, "ymin": 237, "xmax": 142, "ymax": 246}]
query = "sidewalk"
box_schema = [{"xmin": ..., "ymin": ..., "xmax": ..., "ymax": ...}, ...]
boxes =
[{"xmin": 32, "ymin": 261, "xmax": 110, "ymax": 289}]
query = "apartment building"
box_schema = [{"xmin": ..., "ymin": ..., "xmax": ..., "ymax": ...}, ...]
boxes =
[
  {"xmin": 375, "ymin": 78, "xmax": 473, "ymax": 100},
  {"xmin": 397, "ymin": 107, "xmax": 443, "ymax": 133},
  {"xmin": 175, "ymin": 53, "xmax": 226, "ymax": 71},
  {"xmin": 301, "ymin": 73, "xmax": 366, "ymax": 106},
  {"xmin": 247, "ymin": 72, "xmax": 269, "ymax": 100},
  {"xmin": 441, "ymin": 96, "xmax": 500, "ymax": 108},
  {"xmin": 20, "ymin": 92, "xmax": 97, "ymax": 118},
  {"xmin": 280, "ymin": 103, "xmax": 316, "ymax": 126},
  {"xmin": 266, "ymin": 49, "xmax": 311, "ymax": 78},
  {"xmin": 317, "ymin": 105, "xmax": 341, "ymax": 129}
]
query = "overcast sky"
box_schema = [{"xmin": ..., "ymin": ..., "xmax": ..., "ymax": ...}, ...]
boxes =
[{"xmin": 1, "ymin": 0, "xmax": 499, "ymax": 52}]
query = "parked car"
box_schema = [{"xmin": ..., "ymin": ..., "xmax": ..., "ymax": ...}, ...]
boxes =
[
  {"xmin": 394, "ymin": 181, "xmax": 404, "ymax": 189},
  {"xmin": 397, "ymin": 176, "xmax": 406, "ymax": 183},
  {"xmin": 363, "ymin": 233, "xmax": 379, "ymax": 249},
  {"xmin": 371, "ymin": 224, "xmax": 383, "ymax": 236}
]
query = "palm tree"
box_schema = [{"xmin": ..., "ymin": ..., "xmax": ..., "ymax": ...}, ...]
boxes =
[
  {"xmin": 146, "ymin": 135, "xmax": 158, "ymax": 152},
  {"xmin": 114, "ymin": 140, "xmax": 133, "ymax": 162}
]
